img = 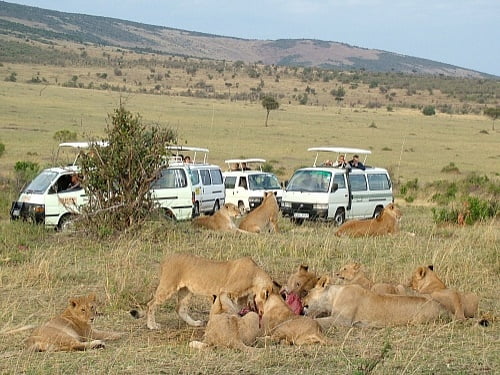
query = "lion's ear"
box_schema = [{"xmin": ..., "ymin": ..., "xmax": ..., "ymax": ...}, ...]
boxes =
[
  {"xmin": 353, "ymin": 263, "xmax": 361, "ymax": 270},
  {"xmin": 416, "ymin": 266, "xmax": 427, "ymax": 279},
  {"xmin": 69, "ymin": 298, "xmax": 78, "ymax": 308},
  {"xmin": 299, "ymin": 264, "xmax": 309, "ymax": 272},
  {"xmin": 317, "ymin": 275, "xmax": 330, "ymax": 288},
  {"xmin": 427, "ymin": 265, "xmax": 434, "ymax": 271}
]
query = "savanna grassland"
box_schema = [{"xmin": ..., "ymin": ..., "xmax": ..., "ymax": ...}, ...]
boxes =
[{"xmin": 0, "ymin": 41, "xmax": 499, "ymax": 374}]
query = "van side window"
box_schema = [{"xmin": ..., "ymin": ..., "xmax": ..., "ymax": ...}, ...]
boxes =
[
  {"xmin": 153, "ymin": 168, "xmax": 187, "ymax": 189},
  {"xmin": 333, "ymin": 174, "xmax": 346, "ymax": 189},
  {"xmin": 350, "ymin": 174, "xmax": 367, "ymax": 191},
  {"xmin": 224, "ymin": 176, "xmax": 237, "ymax": 189},
  {"xmin": 367, "ymin": 174, "xmax": 390, "ymax": 190},
  {"xmin": 190, "ymin": 170, "xmax": 200, "ymax": 185},
  {"xmin": 200, "ymin": 169, "xmax": 211, "ymax": 185},
  {"xmin": 210, "ymin": 169, "xmax": 223, "ymax": 185}
]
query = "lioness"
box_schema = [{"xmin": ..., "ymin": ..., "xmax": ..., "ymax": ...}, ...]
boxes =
[
  {"xmin": 146, "ymin": 253, "xmax": 274, "ymax": 329},
  {"xmin": 282, "ymin": 265, "xmax": 320, "ymax": 299},
  {"xmin": 335, "ymin": 203, "xmax": 402, "ymax": 237},
  {"xmin": 336, "ymin": 262, "xmax": 404, "ymax": 295},
  {"xmin": 192, "ymin": 203, "xmax": 241, "ymax": 231},
  {"xmin": 255, "ymin": 289, "xmax": 328, "ymax": 345},
  {"xmin": 410, "ymin": 265, "xmax": 478, "ymax": 320},
  {"xmin": 303, "ymin": 276, "xmax": 446, "ymax": 328},
  {"xmin": 189, "ymin": 293, "xmax": 261, "ymax": 351},
  {"xmin": 25, "ymin": 293, "xmax": 122, "ymax": 352},
  {"xmin": 238, "ymin": 191, "xmax": 279, "ymax": 233}
]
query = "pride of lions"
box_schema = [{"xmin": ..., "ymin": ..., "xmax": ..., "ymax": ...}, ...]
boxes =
[{"xmin": 13, "ymin": 201, "xmax": 483, "ymax": 352}]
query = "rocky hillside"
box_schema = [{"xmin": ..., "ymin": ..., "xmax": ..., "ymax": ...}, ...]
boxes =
[{"xmin": 0, "ymin": 1, "xmax": 493, "ymax": 78}]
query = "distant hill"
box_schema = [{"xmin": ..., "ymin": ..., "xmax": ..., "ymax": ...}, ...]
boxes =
[{"xmin": 0, "ymin": 1, "xmax": 494, "ymax": 78}]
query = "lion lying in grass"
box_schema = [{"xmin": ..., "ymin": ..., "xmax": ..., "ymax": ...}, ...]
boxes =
[
  {"xmin": 255, "ymin": 289, "xmax": 328, "ymax": 345},
  {"xmin": 336, "ymin": 262, "xmax": 404, "ymax": 295},
  {"xmin": 303, "ymin": 277, "xmax": 446, "ymax": 328},
  {"xmin": 238, "ymin": 191, "xmax": 280, "ymax": 233},
  {"xmin": 410, "ymin": 265, "xmax": 478, "ymax": 320},
  {"xmin": 189, "ymin": 293, "xmax": 261, "ymax": 351},
  {"xmin": 335, "ymin": 203, "xmax": 402, "ymax": 237},
  {"xmin": 192, "ymin": 203, "xmax": 241, "ymax": 231},
  {"xmin": 25, "ymin": 293, "xmax": 122, "ymax": 352},
  {"xmin": 145, "ymin": 253, "xmax": 274, "ymax": 329}
]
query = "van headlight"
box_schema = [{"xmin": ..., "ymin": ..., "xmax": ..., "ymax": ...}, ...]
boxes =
[
  {"xmin": 313, "ymin": 203, "xmax": 328, "ymax": 210},
  {"xmin": 282, "ymin": 201, "xmax": 292, "ymax": 208}
]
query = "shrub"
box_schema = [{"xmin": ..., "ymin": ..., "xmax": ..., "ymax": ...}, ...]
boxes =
[
  {"xmin": 53, "ymin": 129, "xmax": 77, "ymax": 143},
  {"xmin": 422, "ymin": 105, "xmax": 436, "ymax": 116},
  {"xmin": 0, "ymin": 142, "xmax": 5, "ymax": 157},
  {"xmin": 14, "ymin": 160, "xmax": 40, "ymax": 188},
  {"xmin": 441, "ymin": 162, "xmax": 460, "ymax": 173}
]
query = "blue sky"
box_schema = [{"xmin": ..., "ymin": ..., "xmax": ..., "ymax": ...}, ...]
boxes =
[{"xmin": 6, "ymin": 0, "xmax": 500, "ymax": 76}]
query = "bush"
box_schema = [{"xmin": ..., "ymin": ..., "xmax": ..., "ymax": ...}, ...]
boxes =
[
  {"xmin": 422, "ymin": 105, "xmax": 436, "ymax": 116},
  {"xmin": 0, "ymin": 142, "xmax": 5, "ymax": 157},
  {"xmin": 441, "ymin": 162, "xmax": 460, "ymax": 173},
  {"xmin": 53, "ymin": 129, "xmax": 77, "ymax": 143},
  {"xmin": 79, "ymin": 106, "xmax": 177, "ymax": 235},
  {"xmin": 14, "ymin": 160, "xmax": 40, "ymax": 189}
]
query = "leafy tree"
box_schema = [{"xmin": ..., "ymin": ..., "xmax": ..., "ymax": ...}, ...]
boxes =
[
  {"xmin": 261, "ymin": 96, "xmax": 279, "ymax": 127},
  {"xmin": 79, "ymin": 105, "xmax": 177, "ymax": 235},
  {"xmin": 484, "ymin": 107, "xmax": 499, "ymax": 130},
  {"xmin": 53, "ymin": 129, "xmax": 77, "ymax": 143}
]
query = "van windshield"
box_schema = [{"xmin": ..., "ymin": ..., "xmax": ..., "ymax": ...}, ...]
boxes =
[
  {"xmin": 23, "ymin": 170, "xmax": 59, "ymax": 194},
  {"xmin": 248, "ymin": 173, "xmax": 281, "ymax": 190},
  {"xmin": 286, "ymin": 170, "xmax": 332, "ymax": 193}
]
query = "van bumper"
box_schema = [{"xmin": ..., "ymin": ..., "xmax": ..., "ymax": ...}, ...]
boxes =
[
  {"xmin": 281, "ymin": 204, "xmax": 328, "ymax": 220},
  {"xmin": 10, "ymin": 201, "xmax": 45, "ymax": 224}
]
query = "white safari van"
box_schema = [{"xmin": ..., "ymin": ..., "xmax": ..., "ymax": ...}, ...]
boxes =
[
  {"xmin": 150, "ymin": 146, "xmax": 225, "ymax": 219},
  {"xmin": 223, "ymin": 158, "xmax": 283, "ymax": 213},
  {"xmin": 9, "ymin": 142, "xmax": 105, "ymax": 230},
  {"xmin": 281, "ymin": 147, "xmax": 393, "ymax": 225}
]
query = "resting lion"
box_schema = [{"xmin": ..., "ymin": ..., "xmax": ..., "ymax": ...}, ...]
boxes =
[
  {"xmin": 25, "ymin": 293, "xmax": 122, "ymax": 352},
  {"xmin": 255, "ymin": 289, "xmax": 328, "ymax": 345},
  {"xmin": 335, "ymin": 203, "xmax": 402, "ymax": 237},
  {"xmin": 189, "ymin": 293, "xmax": 261, "ymax": 351},
  {"xmin": 410, "ymin": 265, "xmax": 478, "ymax": 320},
  {"xmin": 238, "ymin": 191, "xmax": 280, "ymax": 233},
  {"xmin": 146, "ymin": 253, "xmax": 274, "ymax": 329},
  {"xmin": 303, "ymin": 276, "xmax": 447, "ymax": 328},
  {"xmin": 336, "ymin": 262, "xmax": 405, "ymax": 295},
  {"xmin": 192, "ymin": 203, "xmax": 241, "ymax": 231}
]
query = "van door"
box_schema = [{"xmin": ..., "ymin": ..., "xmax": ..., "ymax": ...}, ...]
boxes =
[
  {"xmin": 45, "ymin": 173, "xmax": 85, "ymax": 226},
  {"xmin": 199, "ymin": 169, "xmax": 213, "ymax": 212},
  {"xmin": 348, "ymin": 173, "xmax": 370, "ymax": 218},
  {"xmin": 328, "ymin": 173, "xmax": 349, "ymax": 218}
]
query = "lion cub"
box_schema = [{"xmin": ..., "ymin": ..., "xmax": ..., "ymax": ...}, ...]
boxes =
[
  {"xmin": 189, "ymin": 293, "xmax": 261, "ymax": 351},
  {"xmin": 410, "ymin": 265, "xmax": 478, "ymax": 320},
  {"xmin": 336, "ymin": 263, "xmax": 404, "ymax": 295},
  {"xmin": 25, "ymin": 293, "xmax": 122, "ymax": 352}
]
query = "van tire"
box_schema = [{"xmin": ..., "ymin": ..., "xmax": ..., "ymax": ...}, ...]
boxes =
[
  {"xmin": 333, "ymin": 208, "xmax": 345, "ymax": 226},
  {"xmin": 212, "ymin": 200, "xmax": 220, "ymax": 214},
  {"xmin": 291, "ymin": 218, "xmax": 304, "ymax": 225},
  {"xmin": 58, "ymin": 214, "xmax": 74, "ymax": 232},
  {"xmin": 373, "ymin": 206, "xmax": 384, "ymax": 219},
  {"xmin": 163, "ymin": 209, "xmax": 176, "ymax": 221},
  {"xmin": 238, "ymin": 201, "xmax": 245, "ymax": 214}
]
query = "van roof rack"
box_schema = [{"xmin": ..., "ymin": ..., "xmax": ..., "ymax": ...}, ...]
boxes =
[
  {"xmin": 224, "ymin": 158, "xmax": 266, "ymax": 171},
  {"xmin": 57, "ymin": 141, "xmax": 108, "ymax": 166},
  {"xmin": 166, "ymin": 145, "xmax": 209, "ymax": 164},
  {"xmin": 308, "ymin": 147, "xmax": 372, "ymax": 167}
]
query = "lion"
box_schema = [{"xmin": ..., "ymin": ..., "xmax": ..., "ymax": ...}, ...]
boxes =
[
  {"xmin": 189, "ymin": 293, "xmax": 261, "ymax": 351},
  {"xmin": 238, "ymin": 191, "xmax": 280, "ymax": 233},
  {"xmin": 335, "ymin": 203, "xmax": 402, "ymax": 237},
  {"xmin": 336, "ymin": 262, "xmax": 405, "ymax": 295},
  {"xmin": 280, "ymin": 265, "xmax": 320, "ymax": 315},
  {"xmin": 192, "ymin": 203, "xmax": 241, "ymax": 231},
  {"xmin": 25, "ymin": 293, "xmax": 122, "ymax": 352},
  {"xmin": 255, "ymin": 289, "xmax": 328, "ymax": 345},
  {"xmin": 303, "ymin": 276, "xmax": 447, "ymax": 328},
  {"xmin": 410, "ymin": 265, "xmax": 478, "ymax": 320},
  {"xmin": 146, "ymin": 253, "xmax": 274, "ymax": 329}
]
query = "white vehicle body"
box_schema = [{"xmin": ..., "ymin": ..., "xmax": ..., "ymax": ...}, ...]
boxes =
[
  {"xmin": 223, "ymin": 158, "xmax": 283, "ymax": 212},
  {"xmin": 151, "ymin": 146, "xmax": 225, "ymax": 219},
  {"xmin": 281, "ymin": 147, "xmax": 393, "ymax": 225},
  {"xmin": 9, "ymin": 142, "xmax": 106, "ymax": 229}
]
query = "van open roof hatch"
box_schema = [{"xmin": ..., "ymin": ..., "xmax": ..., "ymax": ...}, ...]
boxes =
[
  {"xmin": 224, "ymin": 158, "xmax": 266, "ymax": 171},
  {"xmin": 166, "ymin": 145, "xmax": 209, "ymax": 164},
  {"xmin": 57, "ymin": 141, "xmax": 108, "ymax": 166},
  {"xmin": 308, "ymin": 147, "xmax": 371, "ymax": 167}
]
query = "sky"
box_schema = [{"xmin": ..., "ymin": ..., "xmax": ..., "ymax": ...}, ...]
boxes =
[{"xmin": 5, "ymin": 0, "xmax": 500, "ymax": 76}]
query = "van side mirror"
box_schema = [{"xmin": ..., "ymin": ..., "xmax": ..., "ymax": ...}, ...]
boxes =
[
  {"xmin": 283, "ymin": 180, "xmax": 288, "ymax": 188},
  {"xmin": 331, "ymin": 183, "xmax": 339, "ymax": 193}
]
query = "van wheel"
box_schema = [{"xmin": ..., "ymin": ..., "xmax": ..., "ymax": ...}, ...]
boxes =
[
  {"xmin": 192, "ymin": 202, "xmax": 200, "ymax": 217},
  {"xmin": 373, "ymin": 206, "xmax": 383, "ymax": 219},
  {"xmin": 58, "ymin": 214, "xmax": 74, "ymax": 232},
  {"xmin": 238, "ymin": 202, "xmax": 245, "ymax": 214},
  {"xmin": 291, "ymin": 218, "xmax": 304, "ymax": 225},
  {"xmin": 163, "ymin": 209, "xmax": 176, "ymax": 221},
  {"xmin": 212, "ymin": 200, "xmax": 220, "ymax": 214},
  {"xmin": 333, "ymin": 209, "xmax": 345, "ymax": 226}
]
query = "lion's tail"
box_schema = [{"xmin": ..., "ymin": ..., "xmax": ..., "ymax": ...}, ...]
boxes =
[{"xmin": 1, "ymin": 324, "xmax": 36, "ymax": 335}]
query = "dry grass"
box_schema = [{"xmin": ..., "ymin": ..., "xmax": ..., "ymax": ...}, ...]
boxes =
[{"xmin": 0, "ymin": 207, "xmax": 498, "ymax": 374}]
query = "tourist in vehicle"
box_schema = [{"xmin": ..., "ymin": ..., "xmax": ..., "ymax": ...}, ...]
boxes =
[
  {"xmin": 348, "ymin": 154, "xmax": 366, "ymax": 170},
  {"xmin": 333, "ymin": 155, "xmax": 347, "ymax": 168},
  {"xmin": 183, "ymin": 155, "xmax": 191, "ymax": 163},
  {"xmin": 66, "ymin": 174, "xmax": 81, "ymax": 191}
]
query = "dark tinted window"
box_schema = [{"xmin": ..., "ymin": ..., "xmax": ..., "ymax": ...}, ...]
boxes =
[
  {"xmin": 350, "ymin": 174, "xmax": 367, "ymax": 191},
  {"xmin": 367, "ymin": 174, "xmax": 391, "ymax": 190},
  {"xmin": 224, "ymin": 176, "xmax": 237, "ymax": 189},
  {"xmin": 333, "ymin": 174, "xmax": 346, "ymax": 189},
  {"xmin": 210, "ymin": 169, "xmax": 223, "ymax": 184},
  {"xmin": 200, "ymin": 169, "xmax": 211, "ymax": 185},
  {"xmin": 152, "ymin": 168, "xmax": 187, "ymax": 189}
]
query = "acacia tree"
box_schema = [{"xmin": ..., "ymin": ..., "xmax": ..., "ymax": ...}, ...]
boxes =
[
  {"xmin": 484, "ymin": 107, "xmax": 499, "ymax": 130},
  {"xmin": 79, "ymin": 105, "xmax": 176, "ymax": 235},
  {"xmin": 261, "ymin": 96, "xmax": 279, "ymax": 127}
]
